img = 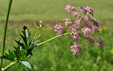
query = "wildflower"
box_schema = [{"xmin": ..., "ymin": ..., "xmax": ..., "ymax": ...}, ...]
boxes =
[
  {"xmin": 85, "ymin": 6, "xmax": 93, "ymax": 16},
  {"xmin": 70, "ymin": 43, "xmax": 81, "ymax": 55},
  {"xmin": 69, "ymin": 24, "xmax": 77, "ymax": 31},
  {"xmin": 65, "ymin": 4, "xmax": 76, "ymax": 13},
  {"xmin": 72, "ymin": 12, "xmax": 81, "ymax": 18},
  {"xmin": 63, "ymin": 18, "xmax": 73, "ymax": 27},
  {"xmin": 80, "ymin": 66, "xmax": 84, "ymax": 69},
  {"xmin": 96, "ymin": 37, "xmax": 104, "ymax": 49},
  {"xmin": 84, "ymin": 16, "xmax": 91, "ymax": 24},
  {"xmin": 74, "ymin": 18, "xmax": 84, "ymax": 26},
  {"xmin": 99, "ymin": 28, "xmax": 102, "ymax": 32},
  {"xmin": 81, "ymin": 27, "xmax": 91, "ymax": 37},
  {"xmin": 86, "ymin": 37, "xmax": 95, "ymax": 47},
  {"xmin": 110, "ymin": 50, "xmax": 113, "ymax": 54},
  {"xmin": 92, "ymin": 26, "xmax": 99, "ymax": 33},
  {"xmin": 91, "ymin": 19, "xmax": 99, "ymax": 27},
  {"xmin": 39, "ymin": 20, "xmax": 42, "ymax": 23},
  {"xmin": 35, "ymin": 21, "xmax": 44, "ymax": 28},
  {"xmin": 104, "ymin": 60, "xmax": 107, "ymax": 64},
  {"xmin": 54, "ymin": 5, "xmax": 104, "ymax": 55},
  {"xmin": 54, "ymin": 23, "xmax": 66, "ymax": 36},
  {"xmin": 78, "ymin": 6, "xmax": 87, "ymax": 15},
  {"xmin": 70, "ymin": 32, "xmax": 79, "ymax": 42}
]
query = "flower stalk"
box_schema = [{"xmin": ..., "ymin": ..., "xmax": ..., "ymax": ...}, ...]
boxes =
[
  {"xmin": 2, "ymin": 61, "xmax": 17, "ymax": 71},
  {"xmin": 0, "ymin": 0, "xmax": 13, "ymax": 70},
  {"xmin": 37, "ymin": 32, "xmax": 71, "ymax": 46}
]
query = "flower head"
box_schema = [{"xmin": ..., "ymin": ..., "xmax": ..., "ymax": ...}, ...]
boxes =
[
  {"xmin": 84, "ymin": 16, "xmax": 91, "ymax": 24},
  {"xmin": 92, "ymin": 26, "xmax": 99, "ymax": 33},
  {"xmin": 72, "ymin": 12, "xmax": 81, "ymax": 18},
  {"xmin": 91, "ymin": 19, "xmax": 99, "ymax": 27},
  {"xmin": 54, "ymin": 23, "xmax": 66, "ymax": 36},
  {"xmin": 82, "ymin": 27, "xmax": 91, "ymax": 37},
  {"xmin": 74, "ymin": 18, "xmax": 84, "ymax": 26},
  {"xmin": 104, "ymin": 60, "xmax": 107, "ymax": 64},
  {"xmin": 63, "ymin": 18, "xmax": 73, "ymax": 27},
  {"xmin": 96, "ymin": 37, "xmax": 104, "ymax": 49},
  {"xmin": 70, "ymin": 32, "xmax": 79, "ymax": 42},
  {"xmin": 65, "ymin": 4, "xmax": 76, "ymax": 13},
  {"xmin": 78, "ymin": 6, "xmax": 87, "ymax": 15},
  {"xmin": 85, "ymin": 6, "xmax": 93, "ymax": 16},
  {"xmin": 86, "ymin": 37, "xmax": 95, "ymax": 47},
  {"xmin": 70, "ymin": 43, "xmax": 81, "ymax": 55},
  {"xmin": 110, "ymin": 50, "xmax": 113, "ymax": 54},
  {"xmin": 54, "ymin": 5, "xmax": 104, "ymax": 55}
]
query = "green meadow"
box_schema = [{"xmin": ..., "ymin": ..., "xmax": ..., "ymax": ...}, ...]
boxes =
[
  {"xmin": 0, "ymin": 0, "xmax": 113, "ymax": 22},
  {"xmin": 0, "ymin": 0, "xmax": 113, "ymax": 71}
]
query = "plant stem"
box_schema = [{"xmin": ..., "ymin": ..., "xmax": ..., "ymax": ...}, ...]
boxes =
[
  {"xmin": 0, "ymin": 0, "xmax": 13, "ymax": 70},
  {"xmin": 33, "ymin": 28, "xmax": 39, "ymax": 40},
  {"xmin": 70, "ymin": 13, "xmax": 72, "ymax": 21},
  {"xmin": 2, "ymin": 61, "xmax": 17, "ymax": 71},
  {"xmin": 37, "ymin": 32, "xmax": 71, "ymax": 46}
]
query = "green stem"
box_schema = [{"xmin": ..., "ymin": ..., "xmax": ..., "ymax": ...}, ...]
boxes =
[
  {"xmin": 2, "ymin": 61, "xmax": 17, "ymax": 71},
  {"xmin": 37, "ymin": 32, "xmax": 71, "ymax": 46},
  {"xmin": 0, "ymin": 0, "xmax": 13, "ymax": 70},
  {"xmin": 33, "ymin": 28, "xmax": 38, "ymax": 40},
  {"xmin": 70, "ymin": 13, "xmax": 72, "ymax": 21}
]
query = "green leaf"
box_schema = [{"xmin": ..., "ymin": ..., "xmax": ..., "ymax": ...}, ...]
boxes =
[
  {"xmin": 3, "ymin": 50, "xmax": 15, "ymax": 61},
  {"xmin": 22, "ymin": 25, "xmax": 31, "ymax": 47},
  {"xmin": 26, "ymin": 40, "xmax": 39, "ymax": 58},
  {"xmin": 20, "ymin": 61, "xmax": 34, "ymax": 71},
  {"xmin": 14, "ymin": 46, "xmax": 26, "ymax": 60},
  {"xmin": 3, "ymin": 24, "xmax": 39, "ymax": 64},
  {"xmin": 15, "ymin": 40, "xmax": 26, "ymax": 50},
  {"xmin": 29, "ymin": 40, "xmax": 39, "ymax": 49}
]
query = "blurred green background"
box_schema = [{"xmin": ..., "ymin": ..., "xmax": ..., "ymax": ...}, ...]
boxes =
[{"xmin": 0, "ymin": 0, "xmax": 113, "ymax": 71}]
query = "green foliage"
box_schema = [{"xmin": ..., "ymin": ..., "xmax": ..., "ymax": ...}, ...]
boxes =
[
  {"xmin": 2, "ymin": 25, "xmax": 39, "ymax": 70},
  {"xmin": 0, "ymin": 23, "xmax": 113, "ymax": 71},
  {"xmin": 3, "ymin": 50, "xmax": 15, "ymax": 61},
  {"xmin": 20, "ymin": 61, "xmax": 34, "ymax": 71}
]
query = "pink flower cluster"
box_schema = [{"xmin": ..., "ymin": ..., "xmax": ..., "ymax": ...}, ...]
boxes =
[
  {"xmin": 71, "ymin": 43, "xmax": 81, "ymax": 55},
  {"xmin": 54, "ymin": 23, "xmax": 66, "ymax": 36},
  {"xmin": 54, "ymin": 4, "xmax": 104, "ymax": 55}
]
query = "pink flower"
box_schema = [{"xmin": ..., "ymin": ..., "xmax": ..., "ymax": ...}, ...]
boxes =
[
  {"xmin": 70, "ymin": 43, "xmax": 82, "ymax": 55},
  {"xmin": 85, "ymin": 6, "xmax": 93, "ymax": 16},
  {"xmin": 81, "ymin": 27, "xmax": 91, "ymax": 37},
  {"xmin": 63, "ymin": 18, "xmax": 73, "ymax": 27},
  {"xmin": 70, "ymin": 32, "xmax": 79, "ymax": 42},
  {"xmin": 92, "ymin": 26, "xmax": 99, "ymax": 33},
  {"xmin": 65, "ymin": 4, "xmax": 76, "ymax": 13},
  {"xmin": 54, "ymin": 23, "xmax": 66, "ymax": 36},
  {"xmin": 54, "ymin": 5, "xmax": 104, "ymax": 55},
  {"xmin": 74, "ymin": 18, "xmax": 84, "ymax": 25},
  {"xmin": 84, "ymin": 16, "xmax": 91, "ymax": 24},
  {"xmin": 91, "ymin": 19, "xmax": 99, "ymax": 27},
  {"xmin": 86, "ymin": 37, "xmax": 95, "ymax": 47},
  {"xmin": 73, "ymin": 12, "xmax": 81, "ymax": 18},
  {"xmin": 78, "ymin": 6, "xmax": 87, "ymax": 15},
  {"xmin": 96, "ymin": 37, "xmax": 104, "ymax": 49},
  {"xmin": 69, "ymin": 24, "xmax": 76, "ymax": 31}
]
